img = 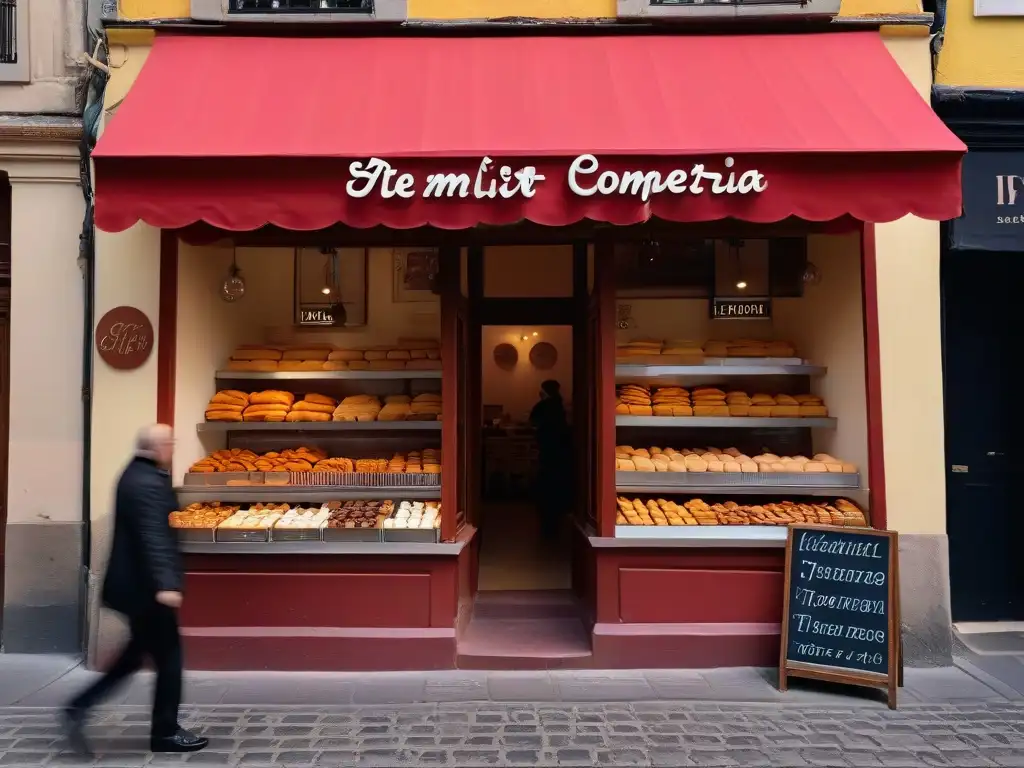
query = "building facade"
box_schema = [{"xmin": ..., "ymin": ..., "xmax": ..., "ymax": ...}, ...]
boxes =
[
  {"xmin": 84, "ymin": 0, "xmax": 958, "ymax": 672},
  {"xmin": 934, "ymin": 0, "xmax": 1023, "ymax": 626},
  {"xmin": 0, "ymin": 0, "xmax": 89, "ymax": 654}
]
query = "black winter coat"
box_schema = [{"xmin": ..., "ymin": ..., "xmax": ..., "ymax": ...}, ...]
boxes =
[{"xmin": 101, "ymin": 456, "xmax": 183, "ymax": 615}]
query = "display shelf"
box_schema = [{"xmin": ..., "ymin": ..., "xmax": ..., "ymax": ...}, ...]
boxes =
[
  {"xmin": 175, "ymin": 486, "xmax": 440, "ymax": 504},
  {"xmin": 615, "ymin": 416, "xmax": 836, "ymax": 429},
  {"xmin": 196, "ymin": 421, "xmax": 441, "ymax": 434},
  {"xmin": 598, "ymin": 526, "xmax": 789, "ymax": 548},
  {"xmin": 614, "ymin": 470, "xmax": 861, "ymax": 495},
  {"xmin": 615, "ymin": 362, "xmax": 825, "ymax": 379},
  {"xmin": 180, "ymin": 540, "xmax": 467, "ymax": 555},
  {"xmin": 215, "ymin": 370, "xmax": 441, "ymax": 381}
]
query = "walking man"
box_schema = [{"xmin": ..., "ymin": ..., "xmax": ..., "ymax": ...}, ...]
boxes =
[{"xmin": 64, "ymin": 424, "xmax": 207, "ymax": 755}]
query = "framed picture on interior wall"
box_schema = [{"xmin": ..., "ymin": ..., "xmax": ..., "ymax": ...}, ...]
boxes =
[
  {"xmin": 293, "ymin": 247, "xmax": 368, "ymax": 327},
  {"xmin": 393, "ymin": 248, "xmax": 440, "ymax": 302}
]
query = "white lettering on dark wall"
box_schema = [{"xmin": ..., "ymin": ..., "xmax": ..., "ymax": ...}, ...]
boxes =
[
  {"xmin": 996, "ymin": 175, "xmax": 1024, "ymax": 206},
  {"xmin": 343, "ymin": 156, "xmax": 766, "ymax": 201}
]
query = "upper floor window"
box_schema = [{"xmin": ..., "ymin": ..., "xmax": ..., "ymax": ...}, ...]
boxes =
[
  {"xmin": 0, "ymin": 0, "xmax": 26, "ymax": 82},
  {"xmin": 230, "ymin": 0, "xmax": 370, "ymax": 11},
  {"xmin": 1, "ymin": 0, "xmax": 17, "ymax": 65}
]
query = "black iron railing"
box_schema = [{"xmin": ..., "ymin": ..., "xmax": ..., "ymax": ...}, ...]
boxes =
[
  {"xmin": 230, "ymin": 0, "xmax": 370, "ymax": 11},
  {"xmin": 1, "ymin": 0, "xmax": 16, "ymax": 65}
]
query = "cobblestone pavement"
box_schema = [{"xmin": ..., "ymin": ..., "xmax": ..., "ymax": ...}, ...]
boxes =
[{"xmin": 2, "ymin": 701, "xmax": 1024, "ymax": 767}]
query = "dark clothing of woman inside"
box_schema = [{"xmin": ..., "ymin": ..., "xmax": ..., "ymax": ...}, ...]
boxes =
[{"xmin": 529, "ymin": 380, "xmax": 571, "ymax": 539}]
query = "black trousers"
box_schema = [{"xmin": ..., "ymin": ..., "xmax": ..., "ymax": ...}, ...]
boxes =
[{"xmin": 72, "ymin": 604, "xmax": 182, "ymax": 738}]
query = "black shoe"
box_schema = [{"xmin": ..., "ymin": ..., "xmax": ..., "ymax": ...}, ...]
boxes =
[
  {"xmin": 61, "ymin": 706, "xmax": 93, "ymax": 758},
  {"xmin": 150, "ymin": 729, "xmax": 208, "ymax": 753}
]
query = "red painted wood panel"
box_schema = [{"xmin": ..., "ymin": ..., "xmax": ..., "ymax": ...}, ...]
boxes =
[
  {"xmin": 182, "ymin": 630, "xmax": 455, "ymax": 671},
  {"xmin": 619, "ymin": 567, "xmax": 784, "ymax": 624},
  {"xmin": 181, "ymin": 572, "xmax": 432, "ymax": 628}
]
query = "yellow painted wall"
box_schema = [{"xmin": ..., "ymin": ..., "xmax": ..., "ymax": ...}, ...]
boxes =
[
  {"xmin": 408, "ymin": 0, "xmax": 614, "ymax": 17},
  {"xmin": 115, "ymin": 0, "xmax": 924, "ymax": 19},
  {"xmin": 935, "ymin": 0, "xmax": 1024, "ymax": 87}
]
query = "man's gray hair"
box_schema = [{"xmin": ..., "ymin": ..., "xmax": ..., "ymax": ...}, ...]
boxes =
[{"xmin": 136, "ymin": 424, "xmax": 173, "ymax": 460}]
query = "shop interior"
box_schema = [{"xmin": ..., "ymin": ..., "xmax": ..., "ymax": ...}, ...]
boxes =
[{"xmin": 168, "ymin": 227, "xmax": 872, "ymax": 663}]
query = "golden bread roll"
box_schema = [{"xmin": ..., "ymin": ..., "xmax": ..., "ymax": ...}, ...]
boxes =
[
  {"xmin": 292, "ymin": 401, "xmax": 335, "ymax": 414},
  {"xmin": 723, "ymin": 461, "xmax": 741, "ymax": 473},
  {"xmin": 205, "ymin": 410, "xmax": 243, "ymax": 422},
  {"xmin": 210, "ymin": 390, "xmax": 249, "ymax": 407},
  {"xmin": 206, "ymin": 402, "xmax": 244, "ymax": 414},
  {"xmin": 386, "ymin": 350, "xmax": 412, "ymax": 361},
  {"xmin": 795, "ymin": 394, "xmax": 822, "ymax": 404},
  {"xmin": 285, "ymin": 411, "xmax": 330, "ymax": 422},
  {"xmin": 748, "ymin": 405, "xmax": 773, "ymax": 417},
  {"xmin": 347, "ymin": 360, "xmax": 370, "ymax": 370},
  {"xmin": 775, "ymin": 394, "xmax": 799, "ymax": 406},
  {"xmin": 616, "ymin": 459, "xmax": 634, "ymax": 471},
  {"xmin": 728, "ymin": 405, "xmax": 750, "ymax": 417},
  {"xmin": 750, "ymin": 394, "xmax": 776, "ymax": 405},
  {"xmin": 799, "ymin": 405, "xmax": 829, "ymax": 417},
  {"xmin": 707, "ymin": 460, "xmax": 724, "ymax": 472},
  {"xmin": 231, "ymin": 347, "xmax": 283, "ymax": 361},
  {"xmin": 243, "ymin": 403, "xmax": 290, "ymax": 414},
  {"xmin": 321, "ymin": 361, "xmax": 349, "ymax": 371},
  {"xmin": 694, "ymin": 405, "xmax": 730, "ymax": 417},
  {"xmin": 277, "ymin": 361, "xmax": 327, "ymax": 372},
  {"xmin": 226, "ymin": 360, "xmax": 278, "ymax": 372},
  {"xmin": 328, "ymin": 349, "xmax": 365, "ymax": 362},
  {"xmin": 250, "ymin": 390, "xmax": 295, "ymax": 407},
  {"xmin": 364, "ymin": 350, "xmax": 388, "ymax": 361},
  {"xmin": 633, "ymin": 457, "xmax": 656, "ymax": 472},
  {"xmin": 771, "ymin": 406, "xmax": 801, "ymax": 418},
  {"xmin": 304, "ymin": 393, "xmax": 336, "ymax": 406},
  {"xmin": 281, "ymin": 348, "xmax": 331, "ymax": 361},
  {"xmin": 804, "ymin": 462, "xmax": 827, "ymax": 473}
]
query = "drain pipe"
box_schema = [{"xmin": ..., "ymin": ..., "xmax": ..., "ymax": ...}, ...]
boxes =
[{"xmin": 77, "ymin": 30, "xmax": 108, "ymax": 655}]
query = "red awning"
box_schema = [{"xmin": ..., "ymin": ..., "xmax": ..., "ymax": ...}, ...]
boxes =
[{"xmin": 93, "ymin": 32, "xmax": 965, "ymax": 233}]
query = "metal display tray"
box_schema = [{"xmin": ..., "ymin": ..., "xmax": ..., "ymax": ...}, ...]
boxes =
[
  {"xmin": 289, "ymin": 471, "xmax": 441, "ymax": 487},
  {"xmin": 270, "ymin": 526, "xmax": 324, "ymax": 543},
  {"xmin": 614, "ymin": 471, "xmax": 860, "ymax": 490},
  {"xmin": 383, "ymin": 527, "xmax": 440, "ymax": 543},
  {"xmin": 215, "ymin": 528, "xmax": 271, "ymax": 543},
  {"xmin": 323, "ymin": 526, "xmax": 384, "ymax": 543},
  {"xmin": 184, "ymin": 472, "xmax": 266, "ymax": 487},
  {"xmin": 175, "ymin": 528, "xmax": 217, "ymax": 543}
]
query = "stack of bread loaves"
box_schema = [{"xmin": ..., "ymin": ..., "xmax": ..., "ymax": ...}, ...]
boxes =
[
  {"xmin": 189, "ymin": 446, "xmax": 325, "ymax": 473},
  {"xmin": 205, "ymin": 390, "xmax": 249, "ymax": 422},
  {"xmin": 223, "ymin": 339, "xmax": 441, "ymax": 372},
  {"xmin": 409, "ymin": 393, "xmax": 442, "ymax": 421},
  {"xmin": 286, "ymin": 393, "xmax": 337, "ymax": 422},
  {"xmin": 616, "ymin": 384, "xmax": 653, "ymax": 415},
  {"xmin": 332, "ymin": 395, "xmax": 382, "ymax": 422},
  {"xmin": 243, "ymin": 390, "xmax": 294, "ymax": 422},
  {"xmin": 691, "ymin": 387, "xmax": 729, "ymax": 417},
  {"xmin": 615, "ymin": 445, "xmax": 857, "ymax": 474},
  {"xmin": 703, "ymin": 339, "xmax": 797, "ymax": 358},
  {"xmin": 651, "ymin": 387, "xmax": 692, "ymax": 417}
]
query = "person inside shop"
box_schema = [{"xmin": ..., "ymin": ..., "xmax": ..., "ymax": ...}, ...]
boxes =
[
  {"xmin": 529, "ymin": 379, "xmax": 571, "ymax": 540},
  {"xmin": 63, "ymin": 424, "xmax": 208, "ymax": 757}
]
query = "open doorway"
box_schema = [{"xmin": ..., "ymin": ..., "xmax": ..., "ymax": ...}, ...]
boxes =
[
  {"xmin": 456, "ymin": 244, "xmax": 593, "ymax": 667},
  {"xmin": 478, "ymin": 325, "xmax": 573, "ymax": 592}
]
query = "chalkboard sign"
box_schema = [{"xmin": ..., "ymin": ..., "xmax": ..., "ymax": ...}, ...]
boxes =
[{"xmin": 779, "ymin": 524, "xmax": 900, "ymax": 709}]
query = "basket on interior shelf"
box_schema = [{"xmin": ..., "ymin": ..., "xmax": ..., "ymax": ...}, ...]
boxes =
[{"xmin": 289, "ymin": 471, "xmax": 442, "ymax": 487}]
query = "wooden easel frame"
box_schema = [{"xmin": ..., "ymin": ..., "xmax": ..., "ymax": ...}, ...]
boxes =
[{"xmin": 778, "ymin": 524, "xmax": 900, "ymax": 709}]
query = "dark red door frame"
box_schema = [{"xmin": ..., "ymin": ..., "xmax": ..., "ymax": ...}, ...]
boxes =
[{"xmin": 860, "ymin": 224, "xmax": 887, "ymax": 530}]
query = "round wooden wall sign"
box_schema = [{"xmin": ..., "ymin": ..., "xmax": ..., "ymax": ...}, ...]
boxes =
[
  {"xmin": 529, "ymin": 341, "xmax": 558, "ymax": 371},
  {"xmin": 95, "ymin": 306, "xmax": 155, "ymax": 370},
  {"xmin": 492, "ymin": 343, "xmax": 518, "ymax": 371}
]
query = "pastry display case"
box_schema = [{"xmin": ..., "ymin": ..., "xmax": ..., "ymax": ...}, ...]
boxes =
[
  {"xmin": 175, "ymin": 341, "xmax": 447, "ymax": 548},
  {"xmin": 611, "ymin": 337, "xmax": 869, "ymax": 542}
]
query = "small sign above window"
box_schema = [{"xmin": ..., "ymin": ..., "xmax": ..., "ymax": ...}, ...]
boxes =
[
  {"xmin": 711, "ymin": 297, "xmax": 772, "ymax": 320},
  {"xmin": 231, "ymin": 0, "xmax": 369, "ymax": 12},
  {"xmin": 294, "ymin": 247, "xmax": 368, "ymax": 327}
]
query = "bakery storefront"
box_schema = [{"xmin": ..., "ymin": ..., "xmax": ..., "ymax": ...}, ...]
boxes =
[{"xmin": 88, "ymin": 31, "xmax": 963, "ymax": 670}]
